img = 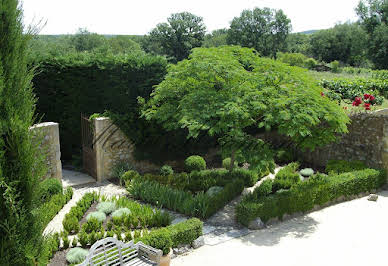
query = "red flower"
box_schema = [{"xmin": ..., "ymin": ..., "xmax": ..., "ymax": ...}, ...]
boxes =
[
  {"xmin": 364, "ymin": 103, "xmax": 371, "ymax": 110},
  {"xmin": 369, "ymin": 95, "xmax": 375, "ymax": 101},
  {"xmin": 320, "ymin": 92, "xmax": 324, "ymax": 97},
  {"xmin": 364, "ymin": 93, "xmax": 370, "ymax": 100},
  {"xmin": 352, "ymin": 101, "xmax": 359, "ymax": 106}
]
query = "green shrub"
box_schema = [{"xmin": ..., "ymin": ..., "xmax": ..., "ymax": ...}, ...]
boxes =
[
  {"xmin": 330, "ymin": 60, "xmax": 341, "ymax": 73},
  {"xmin": 222, "ymin": 158, "xmax": 238, "ymax": 169},
  {"xmin": 141, "ymin": 230, "xmax": 172, "ymax": 255},
  {"xmin": 160, "ymin": 165, "xmax": 174, "ymax": 176},
  {"xmin": 78, "ymin": 231, "xmax": 89, "ymax": 247},
  {"xmin": 120, "ymin": 170, "xmax": 140, "ymax": 186},
  {"xmin": 165, "ymin": 218, "xmax": 203, "ymax": 247},
  {"xmin": 112, "ymin": 208, "xmax": 131, "ymax": 219},
  {"xmin": 300, "ymin": 168, "xmax": 314, "ymax": 177},
  {"xmin": 72, "ymin": 237, "xmax": 78, "ymax": 248},
  {"xmin": 112, "ymin": 161, "xmax": 133, "ymax": 180},
  {"xmin": 185, "ymin": 155, "xmax": 206, "ymax": 172},
  {"xmin": 125, "ymin": 231, "xmax": 133, "ymax": 242},
  {"xmin": 326, "ymin": 160, "xmax": 368, "ymax": 175},
  {"xmin": 275, "ymin": 149, "xmax": 294, "ymax": 164},
  {"xmin": 63, "ymin": 215, "xmax": 80, "ymax": 234},
  {"xmin": 96, "ymin": 202, "xmax": 116, "ymax": 215},
  {"xmin": 83, "ymin": 217, "xmax": 102, "ymax": 233},
  {"xmin": 236, "ymin": 168, "xmax": 386, "ymax": 226},
  {"xmin": 38, "ymin": 178, "xmax": 63, "ymax": 203},
  {"xmin": 66, "ymin": 247, "xmax": 88, "ymax": 264},
  {"xmin": 254, "ymin": 179, "xmax": 273, "ymax": 198},
  {"xmin": 272, "ymin": 162, "xmax": 301, "ymax": 192},
  {"xmin": 230, "ymin": 168, "xmax": 259, "ymax": 187},
  {"xmin": 86, "ymin": 211, "xmax": 106, "ymax": 223},
  {"xmin": 62, "ymin": 234, "xmax": 70, "ymax": 249}
]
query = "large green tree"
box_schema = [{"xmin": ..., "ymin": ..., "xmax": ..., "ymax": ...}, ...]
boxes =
[
  {"xmin": 142, "ymin": 46, "xmax": 349, "ymax": 170},
  {"xmin": 144, "ymin": 12, "xmax": 206, "ymax": 62},
  {"xmin": 356, "ymin": 0, "xmax": 388, "ymax": 68},
  {"xmin": 310, "ymin": 23, "xmax": 368, "ymax": 66},
  {"xmin": 0, "ymin": 0, "xmax": 46, "ymax": 264},
  {"xmin": 227, "ymin": 8, "xmax": 291, "ymax": 58},
  {"xmin": 203, "ymin": 29, "xmax": 228, "ymax": 47}
]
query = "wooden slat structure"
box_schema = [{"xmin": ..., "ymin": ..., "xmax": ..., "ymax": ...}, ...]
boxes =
[{"xmin": 80, "ymin": 237, "xmax": 162, "ymax": 266}]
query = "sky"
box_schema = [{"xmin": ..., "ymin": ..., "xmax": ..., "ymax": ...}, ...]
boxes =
[{"xmin": 22, "ymin": 0, "xmax": 361, "ymax": 35}]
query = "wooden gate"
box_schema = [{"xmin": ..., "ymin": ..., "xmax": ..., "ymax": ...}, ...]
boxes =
[{"xmin": 81, "ymin": 114, "xmax": 97, "ymax": 179}]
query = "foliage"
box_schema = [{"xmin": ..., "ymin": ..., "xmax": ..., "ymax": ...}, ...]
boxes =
[
  {"xmin": 128, "ymin": 177, "xmax": 244, "ymax": 219},
  {"xmin": 285, "ymin": 33, "xmax": 312, "ymax": 55},
  {"xmin": 120, "ymin": 170, "xmax": 140, "ymax": 186},
  {"xmin": 326, "ymin": 160, "xmax": 368, "ymax": 175},
  {"xmin": 141, "ymin": 230, "xmax": 172, "ymax": 255},
  {"xmin": 33, "ymin": 52, "xmax": 167, "ymax": 160},
  {"xmin": 320, "ymin": 78, "xmax": 386, "ymax": 104},
  {"xmin": 275, "ymin": 149, "xmax": 295, "ymax": 164},
  {"xmin": 300, "ymin": 168, "xmax": 315, "ymax": 177},
  {"xmin": 206, "ymin": 186, "xmax": 223, "ymax": 197},
  {"xmin": 83, "ymin": 217, "xmax": 103, "ymax": 233},
  {"xmin": 373, "ymin": 70, "xmax": 388, "ymax": 80},
  {"xmin": 222, "ymin": 158, "xmax": 238, "ymax": 169},
  {"xmin": 356, "ymin": 0, "xmax": 388, "ymax": 68},
  {"xmin": 310, "ymin": 23, "xmax": 368, "ymax": 67},
  {"xmin": 277, "ymin": 52, "xmax": 317, "ymax": 69},
  {"xmin": 37, "ymin": 178, "xmax": 63, "ymax": 203},
  {"xmin": 272, "ymin": 162, "xmax": 301, "ymax": 192},
  {"xmin": 35, "ymin": 188, "xmax": 73, "ymax": 232},
  {"xmin": 203, "ymin": 29, "xmax": 228, "ymax": 48},
  {"xmin": 144, "ymin": 12, "xmax": 206, "ymax": 62},
  {"xmin": 111, "ymin": 161, "xmax": 133, "ymax": 180},
  {"xmin": 160, "ymin": 165, "xmax": 174, "ymax": 176},
  {"xmin": 185, "ymin": 155, "xmax": 206, "ymax": 172},
  {"xmin": 254, "ymin": 179, "xmax": 273, "ymax": 198},
  {"xmin": 78, "ymin": 230, "xmax": 89, "ymax": 247},
  {"xmin": 330, "ymin": 61, "xmax": 341, "ymax": 73},
  {"xmin": 96, "ymin": 201, "xmax": 117, "ymax": 215},
  {"xmin": 237, "ymin": 168, "xmax": 386, "ymax": 225},
  {"xmin": 0, "ymin": 1, "xmax": 49, "ymax": 264},
  {"xmin": 142, "ymin": 46, "xmax": 350, "ymax": 172},
  {"xmin": 227, "ymin": 8, "xmax": 291, "ymax": 58},
  {"xmin": 63, "ymin": 215, "xmax": 80, "ymax": 234},
  {"xmin": 111, "ymin": 208, "xmax": 131, "ymax": 219}
]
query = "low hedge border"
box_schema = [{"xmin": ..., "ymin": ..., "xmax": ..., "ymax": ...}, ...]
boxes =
[
  {"xmin": 236, "ymin": 168, "xmax": 386, "ymax": 226},
  {"xmin": 36, "ymin": 187, "xmax": 74, "ymax": 230},
  {"xmin": 128, "ymin": 177, "xmax": 244, "ymax": 219}
]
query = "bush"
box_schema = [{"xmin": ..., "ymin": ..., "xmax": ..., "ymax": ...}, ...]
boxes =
[
  {"xmin": 141, "ymin": 230, "xmax": 172, "ymax": 255},
  {"xmin": 275, "ymin": 149, "xmax": 294, "ymax": 164},
  {"xmin": 112, "ymin": 161, "xmax": 133, "ymax": 180},
  {"xmin": 330, "ymin": 60, "xmax": 341, "ymax": 73},
  {"xmin": 230, "ymin": 168, "xmax": 259, "ymax": 187},
  {"xmin": 120, "ymin": 170, "xmax": 140, "ymax": 186},
  {"xmin": 83, "ymin": 217, "xmax": 102, "ymax": 233},
  {"xmin": 160, "ymin": 165, "xmax": 174, "ymax": 176},
  {"xmin": 185, "ymin": 155, "xmax": 206, "ymax": 172},
  {"xmin": 326, "ymin": 160, "xmax": 368, "ymax": 175},
  {"xmin": 96, "ymin": 202, "xmax": 117, "ymax": 215},
  {"xmin": 66, "ymin": 247, "xmax": 88, "ymax": 264},
  {"xmin": 63, "ymin": 215, "xmax": 80, "ymax": 234},
  {"xmin": 37, "ymin": 178, "xmax": 63, "ymax": 203},
  {"xmin": 112, "ymin": 208, "xmax": 131, "ymax": 219},
  {"xmin": 86, "ymin": 211, "xmax": 106, "ymax": 223},
  {"xmin": 254, "ymin": 179, "xmax": 273, "ymax": 198},
  {"xmin": 222, "ymin": 158, "xmax": 238, "ymax": 169},
  {"xmin": 300, "ymin": 168, "xmax": 314, "ymax": 177},
  {"xmin": 236, "ymin": 168, "xmax": 386, "ymax": 226},
  {"xmin": 272, "ymin": 162, "xmax": 301, "ymax": 192},
  {"xmin": 78, "ymin": 230, "xmax": 89, "ymax": 247}
]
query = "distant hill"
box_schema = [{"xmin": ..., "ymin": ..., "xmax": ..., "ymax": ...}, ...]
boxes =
[{"xmin": 298, "ymin": 29, "xmax": 320, "ymax": 35}]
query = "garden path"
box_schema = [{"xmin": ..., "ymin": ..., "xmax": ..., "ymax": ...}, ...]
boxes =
[{"xmin": 172, "ymin": 190, "xmax": 388, "ymax": 266}]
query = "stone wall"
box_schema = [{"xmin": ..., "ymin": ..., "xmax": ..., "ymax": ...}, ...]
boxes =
[
  {"xmin": 30, "ymin": 122, "xmax": 62, "ymax": 180},
  {"xmin": 93, "ymin": 117, "xmax": 159, "ymax": 182},
  {"xmin": 301, "ymin": 110, "xmax": 388, "ymax": 174}
]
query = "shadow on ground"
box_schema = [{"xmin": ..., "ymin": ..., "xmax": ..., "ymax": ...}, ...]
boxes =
[{"xmin": 240, "ymin": 215, "xmax": 319, "ymax": 247}]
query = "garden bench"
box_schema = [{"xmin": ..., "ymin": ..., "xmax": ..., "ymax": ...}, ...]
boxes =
[{"xmin": 80, "ymin": 237, "xmax": 162, "ymax": 266}]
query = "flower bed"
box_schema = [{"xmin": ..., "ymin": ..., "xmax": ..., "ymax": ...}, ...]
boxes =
[{"xmin": 236, "ymin": 162, "xmax": 386, "ymax": 226}]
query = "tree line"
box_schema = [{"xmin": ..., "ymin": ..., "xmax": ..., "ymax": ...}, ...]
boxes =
[{"xmin": 29, "ymin": 0, "xmax": 388, "ymax": 69}]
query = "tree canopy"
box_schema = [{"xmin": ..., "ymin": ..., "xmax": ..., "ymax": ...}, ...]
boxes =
[
  {"xmin": 142, "ymin": 46, "xmax": 349, "ymax": 170},
  {"xmin": 144, "ymin": 12, "xmax": 206, "ymax": 62},
  {"xmin": 227, "ymin": 8, "xmax": 291, "ymax": 58}
]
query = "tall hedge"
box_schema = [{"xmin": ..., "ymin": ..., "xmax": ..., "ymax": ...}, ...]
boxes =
[
  {"xmin": 33, "ymin": 52, "xmax": 168, "ymax": 160},
  {"xmin": 0, "ymin": 0, "xmax": 46, "ymax": 264}
]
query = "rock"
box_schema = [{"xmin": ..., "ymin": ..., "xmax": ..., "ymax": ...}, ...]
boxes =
[
  {"xmin": 192, "ymin": 236, "xmax": 205, "ymax": 249},
  {"xmin": 247, "ymin": 218, "xmax": 265, "ymax": 230},
  {"xmin": 367, "ymin": 194, "xmax": 378, "ymax": 201},
  {"xmin": 206, "ymin": 186, "xmax": 223, "ymax": 197},
  {"xmin": 173, "ymin": 244, "xmax": 191, "ymax": 255}
]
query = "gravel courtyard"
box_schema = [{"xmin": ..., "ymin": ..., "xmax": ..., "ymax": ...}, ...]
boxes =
[{"xmin": 172, "ymin": 190, "xmax": 388, "ymax": 266}]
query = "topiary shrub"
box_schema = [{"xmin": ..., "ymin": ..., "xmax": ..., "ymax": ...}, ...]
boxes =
[
  {"xmin": 185, "ymin": 155, "xmax": 206, "ymax": 172},
  {"xmin": 141, "ymin": 230, "xmax": 172, "ymax": 255},
  {"xmin": 300, "ymin": 168, "xmax": 314, "ymax": 177},
  {"xmin": 222, "ymin": 158, "xmax": 238, "ymax": 169},
  {"xmin": 272, "ymin": 162, "xmax": 301, "ymax": 192},
  {"xmin": 37, "ymin": 178, "xmax": 63, "ymax": 203},
  {"xmin": 160, "ymin": 165, "xmax": 174, "ymax": 176},
  {"xmin": 86, "ymin": 211, "xmax": 106, "ymax": 222},
  {"xmin": 326, "ymin": 160, "xmax": 368, "ymax": 175},
  {"xmin": 254, "ymin": 179, "xmax": 273, "ymax": 197},
  {"xmin": 96, "ymin": 202, "xmax": 116, "ymax": 215},
  {"xmin": 120, "ymin": 170, "xmax": 140, "ymax": 186}
]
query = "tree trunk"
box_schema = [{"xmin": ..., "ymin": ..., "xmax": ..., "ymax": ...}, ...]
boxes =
[{"xmin": 229, "ymin": 149, "xmax": 236, "ymax": 171}]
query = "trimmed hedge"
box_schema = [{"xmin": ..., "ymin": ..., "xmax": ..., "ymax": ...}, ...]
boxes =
[
  {"xmin": 236, "ymin": 168, "xmax": 386, "ymax": 226},
  {"xmin": 37, "ymin": 178, "xmax": 63, "ymax": 203},
  {"xmin": 326, "ymin": 160, "xmax": 368, "ymax": 175},
  {"xmin": 185, "ymin": 156, "xmax": 206, "ymax": 172}
]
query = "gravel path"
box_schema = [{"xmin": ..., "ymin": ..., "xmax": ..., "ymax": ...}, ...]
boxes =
[{"xmin": 173, "ymin": 190, "xmax": 388, "ymax": 266}]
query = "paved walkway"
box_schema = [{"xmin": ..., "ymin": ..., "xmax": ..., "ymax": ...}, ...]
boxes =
[{"xmin": 172, "ymin": 190, "xmax": 388, "ymax": 266}]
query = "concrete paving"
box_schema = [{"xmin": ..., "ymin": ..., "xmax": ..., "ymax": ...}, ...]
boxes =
[
  {"xmin": 62, "ymin": 169, "xmax": 96, "ymax": 187},
  {"xmin": 172, "ymin": 190, "xmax": 388, "ymax": 266}
]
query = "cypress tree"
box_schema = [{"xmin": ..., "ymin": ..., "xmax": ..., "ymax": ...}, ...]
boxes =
[{"xmin": 0, "ymin": 0, "xmax": 45, "ymax": 264}]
